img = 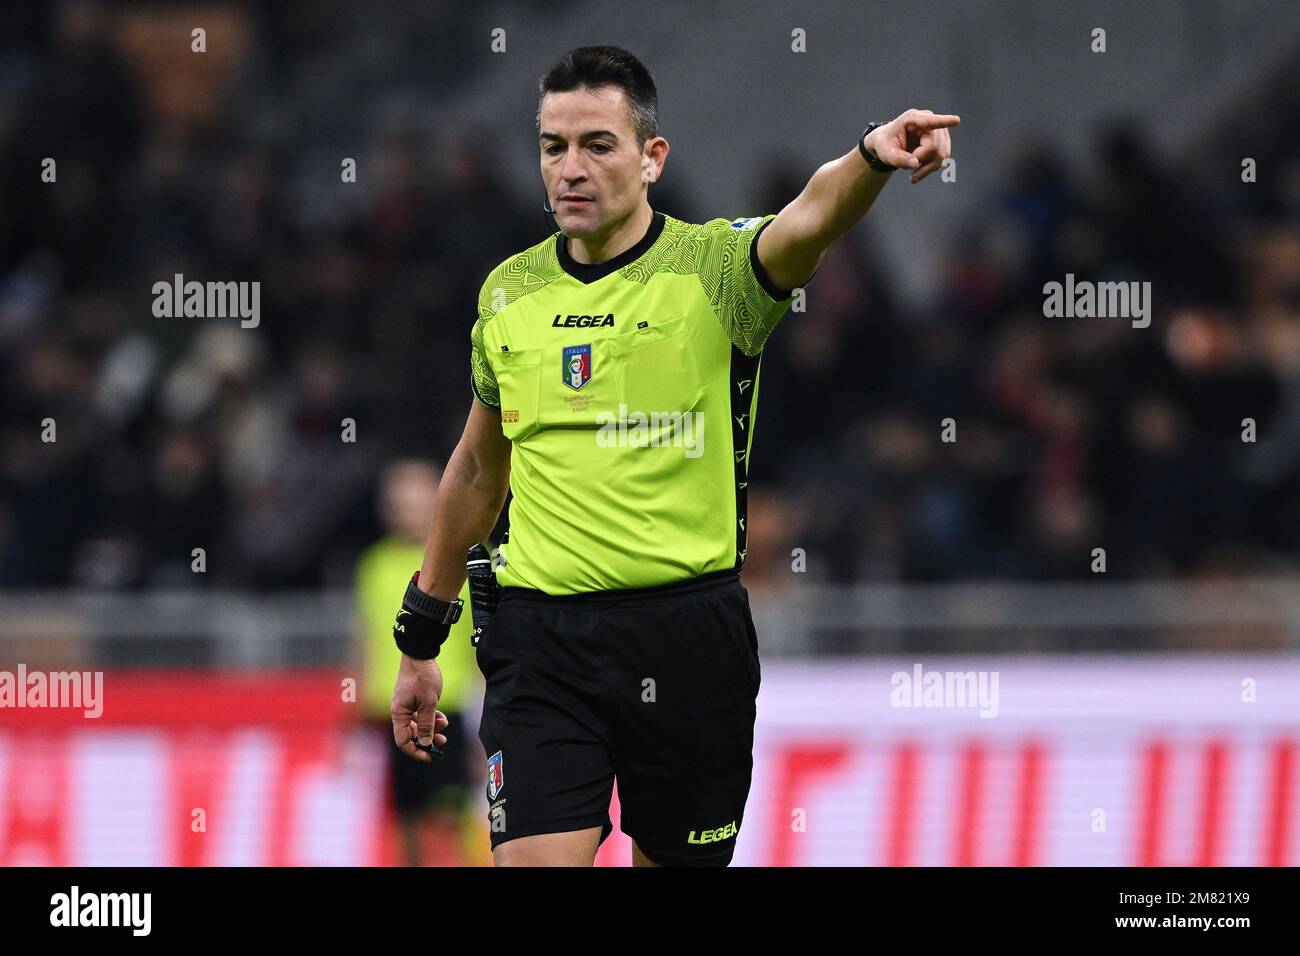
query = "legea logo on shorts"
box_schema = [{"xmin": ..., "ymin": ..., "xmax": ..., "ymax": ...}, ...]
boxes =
[
  {"xmin": 687, "ymin": 820, "xmax": 737, "ymax": 844},
  {"xmin": 595, "ymin": 405, "xmax": 703, "ymax": 459}
]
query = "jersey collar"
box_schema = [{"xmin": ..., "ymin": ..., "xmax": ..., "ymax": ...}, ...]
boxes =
[{"xmin": 556, "ymin": 211, "xmax": 665, "ymax": 284}]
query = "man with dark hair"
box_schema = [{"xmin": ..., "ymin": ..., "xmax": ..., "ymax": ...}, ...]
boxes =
[
  {"xmin": 535, "ymin": 45, "xmax": 661, "ymax": 148},
  {"xmin": 390, "ymin": 44, "xmax": 958, "ymax": 866}
]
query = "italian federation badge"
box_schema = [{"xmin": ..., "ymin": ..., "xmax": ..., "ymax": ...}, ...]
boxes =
[
  {"xmin": 487, "ymin": 750, "xmax": 504, "ymax": 800},
  {"xmin": 562, "ymin": 343, "xmax": 591, "ymax": 390}
]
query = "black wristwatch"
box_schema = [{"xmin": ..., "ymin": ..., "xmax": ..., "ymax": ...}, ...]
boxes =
[
  {"xmin": 859, "ymin": 122, "xmax": 896, "ymax": 174},
  {"xmin": 401, "ymin": 576, "xmax": 464, "ymax": 624},
  {"xmin": 393, "ymin": 573, "xmax": 464, "ymax": 660}
]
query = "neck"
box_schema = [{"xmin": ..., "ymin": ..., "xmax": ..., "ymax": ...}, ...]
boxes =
[{"xmin": 566, "ymin": 203, "xmax": 654, "ymax": 264}]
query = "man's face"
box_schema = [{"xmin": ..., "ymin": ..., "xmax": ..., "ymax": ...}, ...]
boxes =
[
  {"xmin": 539, "ymin": 85, "xmax": 656, "ymax": 238},
  {"xmin": 381, "ymin": 462, "xmax": 440, "ymax": 543}
]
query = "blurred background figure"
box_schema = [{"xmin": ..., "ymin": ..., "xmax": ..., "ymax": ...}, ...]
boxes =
[{"xmin": 354, "ymin": 458, "xmax": 485, "ymax": 866}]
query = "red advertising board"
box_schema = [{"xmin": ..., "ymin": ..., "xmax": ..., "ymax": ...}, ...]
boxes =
[{"xmin": 1, "ymin": 658, "xmax": 1297, "ymax": 866}]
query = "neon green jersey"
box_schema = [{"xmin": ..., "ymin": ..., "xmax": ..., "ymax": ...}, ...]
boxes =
[{"xmin": 470, "ymin": 210, "xmax": 803, "ymax": 595}]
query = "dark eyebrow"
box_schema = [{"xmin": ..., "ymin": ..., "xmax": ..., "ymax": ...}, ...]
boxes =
[{"xmin": 539, "ymin": 130, "xmax": 621, "ymax": 144}]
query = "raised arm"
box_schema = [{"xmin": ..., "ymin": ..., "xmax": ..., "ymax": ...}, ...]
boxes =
[{"xmin": 756, "ymin": 109, "xmax": 960, "ymax": 293}]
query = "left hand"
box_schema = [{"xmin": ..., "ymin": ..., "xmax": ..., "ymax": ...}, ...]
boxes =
[
  {"xmin": 391, "ymin": 654, "xmax": 449, "ymax": 761},
  {"xmin": 865, "ymin": 109, "xmax": 961, "ymax": 184}
]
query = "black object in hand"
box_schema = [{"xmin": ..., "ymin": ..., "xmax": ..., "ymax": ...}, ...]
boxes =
[{"xmin": 466, "ymin": 543, "xmax": 501, "ymax": 647}]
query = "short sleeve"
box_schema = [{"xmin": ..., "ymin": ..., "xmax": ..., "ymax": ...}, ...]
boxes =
[
  {"xmin": 698, "ymin": 214, "xmax": 807, "ymax": 357},
  {"xmin": 470, "ymin": 289, "xmax": 500, "ymax": 409}
]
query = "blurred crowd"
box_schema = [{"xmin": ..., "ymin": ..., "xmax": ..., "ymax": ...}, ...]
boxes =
[
  {"xmin": 748, "ymin": 90, "xmax": 1300, "ymax": 586},
  {"xmin": 1, "ymin": 2, "xmax": 1298, "ymax": 591}
]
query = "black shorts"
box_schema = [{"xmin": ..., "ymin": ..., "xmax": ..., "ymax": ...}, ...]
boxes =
[{"xmin": 475, "ymin": 569, "xmax": 761, "ymax": 866}]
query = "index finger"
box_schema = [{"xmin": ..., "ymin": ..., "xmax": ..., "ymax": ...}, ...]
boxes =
[{"xmin": 907, "ymin": 113, "xmax": 961, "ymax": 130}]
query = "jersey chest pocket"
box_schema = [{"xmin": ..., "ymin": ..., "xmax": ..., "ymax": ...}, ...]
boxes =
[
  {"xmin": 493, "ymin": 349, "xmax": 542, "ymax": 442},
  {"xmin": 606, "ymin": 314, "xmax": 704, "ymax": 417},
  {"xmin": 493, "ymin": 342, "xmax": 620, "ymax": 440}
]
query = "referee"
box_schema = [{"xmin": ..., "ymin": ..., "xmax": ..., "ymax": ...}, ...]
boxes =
[{"xmin": 389, "ymin": 45, "xmax": 957, "ymax": 866}]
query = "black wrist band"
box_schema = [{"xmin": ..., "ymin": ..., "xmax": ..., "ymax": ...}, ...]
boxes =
[
  {"xmin": 393, "ymin": 574, "xmax": 463, "ymax": 660},
  {"xmin": 859, "ymin": 122, "xmax": 896, "ymax": 174}
]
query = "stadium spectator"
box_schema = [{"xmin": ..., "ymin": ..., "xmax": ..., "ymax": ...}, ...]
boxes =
[{"xmin": 353, "ymin": 459, "xmax": 483, "ymax": 866}]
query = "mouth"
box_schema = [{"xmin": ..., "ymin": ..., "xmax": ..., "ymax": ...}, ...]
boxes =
[{"xmin": 559, "ymin": 195, "xmax": 594, "ymax": 205}]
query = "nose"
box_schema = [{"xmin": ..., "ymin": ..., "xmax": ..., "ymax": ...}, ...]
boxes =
[{"xmin": 559, "ymin": 149, "xmax": 588, "ymax": 186}]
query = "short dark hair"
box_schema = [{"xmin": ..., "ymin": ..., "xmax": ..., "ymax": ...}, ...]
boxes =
[{"xmin": 537, "ymin": 46, "xmax": 659, "ymax": 148}]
